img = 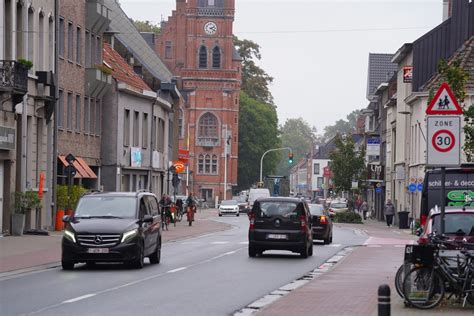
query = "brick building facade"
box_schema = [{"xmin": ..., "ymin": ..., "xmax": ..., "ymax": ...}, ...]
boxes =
[
  {"xmin": 155, "ymin": 0, "xmax": 241, "ymax": 201},
  {"xmin": 57, "ymin": 0, "xmax": 111, "ymax": 189}
]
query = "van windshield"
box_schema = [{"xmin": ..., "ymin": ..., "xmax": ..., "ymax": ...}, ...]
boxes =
[
  {"xmin": 255, "ymin": 201, "xmax": 300, "ymax": 218},
  {"xmin": 75, "ymin": 196, "xmax": 136, "ymax": 218}
]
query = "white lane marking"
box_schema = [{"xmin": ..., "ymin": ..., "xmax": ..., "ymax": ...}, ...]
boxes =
[
  {"xmin": 167, "ymin": 267, "xmax": 187, "ymax": 273},
  {"xmin": 211, "ymin": 241, "xmax": 229, "ymax": 245},
  {"xmin": 29, "ymin": 247, "xmax": 246, "ymax": 314},
  {"xmin": 224, "ymin": 250, "xmax": 237, "ymax": 255},
  {"xmin": 181, "ymin": 241, "xmax": 200, "ymax": 245},
  {"xmin": 363, "ymin": 237, "xmax": 372, "ymax": 245},
  {"xmin": 324, "ymin": 244, "xmax": 341, "ymax": 247},
  {"xmin": 394, "ymin": 245, "xmax": 406, "ymax": 248},
  {"xmin": 239, "ymin": 241, "xmax": 249, "ymax": 245},
  {"xmin": 62, "ymin": 294, "xmax": 96, "ymax": 304}
]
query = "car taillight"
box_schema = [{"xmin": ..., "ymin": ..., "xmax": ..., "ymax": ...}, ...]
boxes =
[
  {"xmin": 320, "ymin": 216, "xmax": 327, "ymax": 224},
  {"xmin": 418, "ymin": 237, "xmax": 428, "ymax": 245},
  {"xmin": 420, "ymin": 214, "xmax": 427, "ymax": 226},
  {"xmin": 249, "ymin": 212, "xmax": 255, "ymax": 231},
  {"xmin": 300, "ymin": 215, "xmax": 307, "ymax": 232}
]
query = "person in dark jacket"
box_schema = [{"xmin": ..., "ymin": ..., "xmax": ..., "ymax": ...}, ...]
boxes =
[{"xmin": 384, "ymin": 199, "xmax": 395, "ymax": 227}]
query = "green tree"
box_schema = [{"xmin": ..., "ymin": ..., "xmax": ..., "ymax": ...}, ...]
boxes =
[
  {"xmin": 323, "ymin": 109, "xmax": 362, "ymax": 141},
  {"xmin": 132, "ymin": 19, "xmax": 161, "ymax": 33},
  {"xmin": 233, "ymin": 36, "xmax": 274, "ymax": 105},
  {"xmin": 328, "ymin": 134, "xmax": 366, "ymax": 193},
  {"xmin": 276, "ymin": 118, "xmax": 319, "ymax": 175},
  {"xmin": 428, "ymin": 59, "xmax": 472, "ymax": 161},
  {"xmin": 237, "ymin": 92, "xmax": 280, "ymax": 190}
]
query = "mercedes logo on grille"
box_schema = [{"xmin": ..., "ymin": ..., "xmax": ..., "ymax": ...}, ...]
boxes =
[
  {"xmin": 274, "ymin": 219, "xmax": 281, "ymax": 227},
  {"xmin": 94, "ymin": 235, "xmax": 102, "ymax": 244}
]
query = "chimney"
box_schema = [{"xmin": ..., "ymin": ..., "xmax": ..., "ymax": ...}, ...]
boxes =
[{"xmin": 442, "ymin": 0, "xmax": 452, "ymax": 21}]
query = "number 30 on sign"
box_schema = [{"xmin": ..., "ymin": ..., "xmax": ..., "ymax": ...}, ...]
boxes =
[{"xmin": 427, "ymin": 116, "xmax": 460, "ymax": 167}]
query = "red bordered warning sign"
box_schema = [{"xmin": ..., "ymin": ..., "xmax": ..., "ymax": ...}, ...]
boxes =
[
  {"xmin": 431, "ymin": 129, "xmax": 455, "ymax": 153},
  {"xmin": 426, "ymin": 82, "xmax": 463, "ymax": 115}
]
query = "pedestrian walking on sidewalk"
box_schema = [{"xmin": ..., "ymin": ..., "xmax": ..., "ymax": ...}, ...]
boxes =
[
  {"xmin": 384, "ymin": 199, "xmax": 395, "ymax": 227},
  {"xmin": 360, "ymin": 201, "xmax": 368, "ymax": 220}
]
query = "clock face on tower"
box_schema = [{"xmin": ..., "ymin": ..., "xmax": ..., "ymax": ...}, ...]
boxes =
[{"xmin": 204, "ymin": 21, "xmax": 218, "ymax": 35}]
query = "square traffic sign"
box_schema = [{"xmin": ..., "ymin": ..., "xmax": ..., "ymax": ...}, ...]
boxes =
[{"xmin": 426, "ymin": 116, "xmax": 460, "ymax": 167}]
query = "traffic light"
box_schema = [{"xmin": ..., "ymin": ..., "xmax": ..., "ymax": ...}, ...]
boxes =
[{"xmin": 288, "ymin": 152, "xmax": 294, "ymax": 164}]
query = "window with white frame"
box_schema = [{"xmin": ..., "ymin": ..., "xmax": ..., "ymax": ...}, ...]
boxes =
[{"xmin": 198, "ymin": 154, "xmax": 218, "ymax": 175}]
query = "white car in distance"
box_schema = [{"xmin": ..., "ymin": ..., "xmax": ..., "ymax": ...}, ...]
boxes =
[{"xmin": 218, "ymin": 200, "xmax": 240, "ymax": 217}]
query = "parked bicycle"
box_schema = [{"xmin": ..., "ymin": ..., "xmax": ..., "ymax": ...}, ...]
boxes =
[{"xmin": 402, "ymin": 234, "xmax": 474, "ymax": 309}]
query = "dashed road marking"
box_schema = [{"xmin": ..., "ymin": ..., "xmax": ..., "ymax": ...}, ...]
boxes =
[
  {"xmin": 167, "ymin": 267, "xmax": 187, "ymax": 273},
  {"xmin": 62, "ymin": 294, "xmax": 96, "ymax": 304},
  {"xmin": 239, "ymin": 241, "xmax": 249, "ymax": 245},
  {"xmin": 211, "ymin": 241, "xmax": 229, "ymax": 245},
  {"xmin": 324, "ymin": 243, "xmax": 341, "ymax": 247}
]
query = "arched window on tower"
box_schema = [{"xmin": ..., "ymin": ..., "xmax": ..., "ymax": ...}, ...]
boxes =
[
  {"xmin": 199, "ymin": 46, "xmax": 207, "ymax": 68},
  {"xmin": 197, "ymin": 112, "xmax": 219, "ymax": 147},
  {"xmin": 212, "ymin": 46, "xmax": 221, "ymax": 68}
]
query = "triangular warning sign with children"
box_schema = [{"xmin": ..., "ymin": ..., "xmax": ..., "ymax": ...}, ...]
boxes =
[{"xmin": 426, "ymin": 82, "xmax": 463, "ymax": 115}]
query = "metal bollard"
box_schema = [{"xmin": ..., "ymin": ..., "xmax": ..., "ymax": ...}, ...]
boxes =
[{"xmin": 378, "ymin": 284, "xmax": 391, "ymax": 316}]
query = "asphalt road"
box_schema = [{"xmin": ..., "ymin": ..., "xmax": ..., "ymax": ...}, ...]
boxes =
[{"xmin": 0, "ymin": 216, "xmax": 367, "ymax": 316}]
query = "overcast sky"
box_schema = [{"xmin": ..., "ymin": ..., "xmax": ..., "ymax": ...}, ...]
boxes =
[{"xmin": 120, "ymin": 0, "xmax": 443, "ymax": 132}]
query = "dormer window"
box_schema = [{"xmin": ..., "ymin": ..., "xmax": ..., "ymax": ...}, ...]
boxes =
[{"xmin": 198, "ymin": 0, "xmax": 224, "ymax": 7}]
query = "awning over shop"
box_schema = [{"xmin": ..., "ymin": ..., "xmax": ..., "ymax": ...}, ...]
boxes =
[{"xmin": 58, "ymin": 155, "xmax": 98, "ymax": 179}]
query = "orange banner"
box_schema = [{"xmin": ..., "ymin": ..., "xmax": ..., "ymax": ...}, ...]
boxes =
[{"xmin": 38, "ymin": 172, "xmax": 45, "ymax": 200}]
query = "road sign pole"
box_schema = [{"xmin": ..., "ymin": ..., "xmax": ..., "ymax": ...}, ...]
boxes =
[{"xmin": 440, "ymin": 167, "xmax": 446, "ymax": 235}]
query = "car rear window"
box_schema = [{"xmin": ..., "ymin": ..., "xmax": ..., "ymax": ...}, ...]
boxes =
[
  {"xmin": 331, "ymin": 203, "xmax": 347, "ymax": 208},
  {"xmin": 254, "ymin": 201, "xmax": 301, "ymax": 218},
  {"xmin": 432, "ymin": 213, "xmax": 474, "ymax": 236},
  {"xmin": 309, "ymin": 204, "xmax": 324, "ymax": 215}
]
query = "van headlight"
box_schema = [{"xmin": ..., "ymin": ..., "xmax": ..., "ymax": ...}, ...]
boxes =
[
  {"xmin": 121, "ymin": 229, "xmax": 138, "ymax": 243},
  {"xmin": 64, "ymin": 229, "xmax": 76, "ymax": 243}
]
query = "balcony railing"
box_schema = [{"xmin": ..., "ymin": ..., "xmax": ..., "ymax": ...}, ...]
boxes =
[
  {"xmin": 196, "ymin": 137, "xmax": 220, "ymax": 148},
  {"xmin": 0, "ymin": 60, "xmax": 28, "ymax": 93}
]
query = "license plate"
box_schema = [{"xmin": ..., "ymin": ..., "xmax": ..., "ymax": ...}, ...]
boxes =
[
  {"xmin": 267, "ymin": 234, "xmax": 287, "ymax": 240},
  {"xmin": 87, "ymin": 248, "xmax": 109, "ymax": 254}
]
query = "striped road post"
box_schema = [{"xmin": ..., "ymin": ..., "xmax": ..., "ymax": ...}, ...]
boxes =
[{"xmin": 378, "ymin": 284, "xmax": 390, "ymax": 316}]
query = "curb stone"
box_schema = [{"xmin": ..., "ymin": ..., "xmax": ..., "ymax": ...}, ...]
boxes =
[{"xmin": 233, "ymin": 246, "xmax": 357, "ymax": 316}]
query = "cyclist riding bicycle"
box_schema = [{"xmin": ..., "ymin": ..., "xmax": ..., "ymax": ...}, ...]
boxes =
[
  {"xmin": 186, "ymin": 192, "xmax": 196, "ymax": 226},
  {"xmin": 159, "ymin": 194, "xmax": 172, "ymax": 230}
]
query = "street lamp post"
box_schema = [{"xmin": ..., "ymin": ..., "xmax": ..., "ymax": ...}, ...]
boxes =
[{"xmin": 259, "ymin": 147, "xmax": 292, "ymax": 183}]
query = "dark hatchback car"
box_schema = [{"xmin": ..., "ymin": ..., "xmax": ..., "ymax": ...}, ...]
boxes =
[
  {"xmin": 248, "ymin": 197, "xmax": 313, "ymax": 258},
  {"xmin": 61, "ymin": 192, "xmax": 162, "ymax": 270},
  {"xmin": 308, "ymin": 204, "xmax": 333, "ymax": 244}
]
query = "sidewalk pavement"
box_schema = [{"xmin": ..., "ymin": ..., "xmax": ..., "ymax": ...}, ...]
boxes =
[
  {"xmin": 0, "ymin": 208, "xmax": 229, "ymax": 274},
  {"xmin": 258, "ymin": 219, "xmax": 473, "ymax": 316}
]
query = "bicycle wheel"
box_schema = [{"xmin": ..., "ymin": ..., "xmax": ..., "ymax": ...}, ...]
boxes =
[
  {"xmin": 403, "ymin": 266, "xmax": 445, "ymax": 309},
  {"xmin": 395, "ymin": 264, "xmax": 405, "ymax": 298}
]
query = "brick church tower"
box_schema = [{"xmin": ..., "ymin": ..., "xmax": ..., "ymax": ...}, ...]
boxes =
[{"xmin": 155, "ymin": 0, "xmax": 241, "ymax": 201}]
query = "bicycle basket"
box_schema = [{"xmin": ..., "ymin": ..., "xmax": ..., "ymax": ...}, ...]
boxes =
[{"xmin": 404, "ymin": 244, "xmax": 435, "ymax": 265}]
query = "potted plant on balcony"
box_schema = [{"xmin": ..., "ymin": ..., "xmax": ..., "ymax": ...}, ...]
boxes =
[
  {"xmin": 16, "ymin": 58, "xmax": 33, "ymax": 70},
  {"xmin": 12, "ymin": 190, "xmax": 41, "ymax": 236}
]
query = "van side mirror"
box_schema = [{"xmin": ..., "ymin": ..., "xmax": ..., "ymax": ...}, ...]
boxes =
[
  {"xmin": 415, "ymin": 227, "xmax": 423, "ymax": 236},
  {"xmin": 62, "ymin": 215, "xmax": 71, "ymax": 223}
]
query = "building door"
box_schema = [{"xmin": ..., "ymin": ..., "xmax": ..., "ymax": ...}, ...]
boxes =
[
  {"xmin": 200, "ymin": 188, "xmax": 213, "ymax": 202},
  {"xmin": 0, "ymin": 161, "xmax": 4, "ymax": 235}
]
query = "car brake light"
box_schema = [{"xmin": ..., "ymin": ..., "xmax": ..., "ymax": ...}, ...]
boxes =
[
  {"xmin": 420, "ymin": 214, "xmax": 427, "ymax": 226},
  {"xmin": 320, "ymin": 216, "xmax": 327, "ymax": 224},
  {"xmin": 300, "ymin": 215, "xmax": 307, "ymax": 232},
  {"xmin": 418, "ymin": 237, "xmax": 428, "ymax": 245},
  {"xmin": 249, "ymin": 212, "xmax": 256, "ymax": 231}
]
